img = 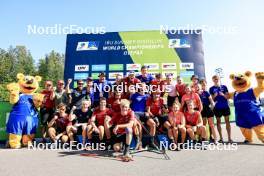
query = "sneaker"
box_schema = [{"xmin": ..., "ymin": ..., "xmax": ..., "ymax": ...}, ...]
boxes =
[
  {"xmin": 123, "ymin": 146, "xmax": 130, "ymax": 156},
  {"xmin": 218, "ymin": 139, "xmax": 223, "ymax": 143},
  {"xmin": 179, "ymin": 143, "xmax": 184, "ymax": 149},
  {"xmin": 228, "ymin": 139, "xmax": 234, "ymax": 144},
  {"xmin": 243, "ymin": 140, "xmax": 251, "ymax": 144},
  {"xmin": 209, "ymin": 139, "xmax": 217, "ymax": 144},
  {"xmin": 135, "ymin": 141, "xmax": 142, "ymax": 150},
  {"xmin": 175, "ymin": 144, "xmax": 181, "ymax": 151},
  {"xmin": 148, "ymin": 142, "xmax": 159, "ymax": 151}
]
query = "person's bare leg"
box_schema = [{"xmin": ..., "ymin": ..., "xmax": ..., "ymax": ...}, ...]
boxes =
[
  {"xmin": 147, "ymin": 119, "xmax": 158, "ymax": 148},
  {"xmin": 41, "ymin": 126, "xmax": 47, "ymax": 138},
  {"xmin": 187, "ymin": 128, "xmax": 195, "ymax": 140},
  {"xmin": 203, "ymin": 118, "xmax": 207, "ymax": 126},
  {"xmin": 147, "ymin": 119, "xmax": 156, "ymax": 136},
  {"xmin": 61, "ymin": 135, "xmax": 69, "ymax": 143},
  {"xmin": 198, "ymin": 126, "xmax": 207, "ymax": 139},
  {"xmin": 179, "ymin": 127, "xmax": 186, "ymax": 143},
  {"xmin": 208, "ymin": 117, "xmax": 217, "ymax": 142},
  {"xmin": 216, "ymin": 118, "xmax": 223, "ymax": 141},
  {"xmin": 133, "ymin": 121, "xmax": 142, "ymax": 150},
  {"xmin": 224, "ymin": 116, "xmax": 232, "ymax": 142},
  {"xmin": 48, "ymin": 127, "xmax": 57, "ymax": 142},
  {"xmin": 66, "ymin": 126, "xmax": 75, "ymax": 141},
  {"xmin": 104, "ymin": 116, "xmax": 111, "ymax": 140},
  {"xmin": 82, "ymin": 125, "xmax": 87, "ymax": 145},
  {"xmin": 172, "ymin": 127, "xmax": 178, "ymax": 143},
  {"xmin": 164, "ymin": 122, "xmax": 173, "ymax": 142},
  {"xmin": 87, "ymin": 125, "xmax": 93, "ymax": 140},
  {"xmin": 137, "ymin": 121, "xmax": 142, "ymax": 141},
  {"xmin": 124, "ymin": 127, "xmax": 133, "ymax": 156},
  {"xmin": 98, "ymin": 126, "xmax": 105, "ymax": 141}
]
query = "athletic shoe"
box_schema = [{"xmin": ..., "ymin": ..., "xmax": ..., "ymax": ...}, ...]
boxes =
[
  {"xmin": 148, "ymin": 142, "xmax": 159, "ymax": 151},
  {"xmin": 218, "ymin": 139, "xmax": 223, "ymax": 143}
]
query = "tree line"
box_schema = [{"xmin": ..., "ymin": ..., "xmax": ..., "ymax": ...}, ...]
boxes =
[{"xmin": 0, "ymin": 46, "xmax": 64, "ymax": 101}]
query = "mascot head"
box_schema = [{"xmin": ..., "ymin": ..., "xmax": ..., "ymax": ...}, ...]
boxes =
[
  {"xmin": 230, "ymin": 71, "xmax": 252, "ymax": 93},
  {"xmin": 17, "ymin": 73, "xmax": 41, "ymax": 94}
]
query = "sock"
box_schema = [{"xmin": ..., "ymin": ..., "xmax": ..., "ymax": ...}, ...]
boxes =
[
  {"xmin": 150, "ymin": 136, "xmax": 154, "ymax": 144},
  {"xmin": 123, "ymin": 143, "xmax": 130, "ymax": 155},
  {"xmin": 82, "ymin": 138, "xmax": 86, "ymax": 144},
  {"xmin": 169, "ymin": 138, "xmax": 175, "ymax": 143},
  {"xmin": 136, "ymin": 135, "xmax": 140, "ymax": 143}
]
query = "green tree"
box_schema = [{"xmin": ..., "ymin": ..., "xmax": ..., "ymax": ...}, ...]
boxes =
[
  {"xmin": 0, "ymin": 46, "xmax": 64, "ymax": 101},
  {"xmin": 0, "ymin": 46, "xmax": 36, "ymax": 82},
  {"xmin": 0, "ymin": 48, "xmax": 13, "ymax": 83},
  {"xmin": 37, "ymin": 50, "xmax": 65, "ymax": 85},
  {"xmin": 14, "ymin": 46, "xmax": 36, "ymax": 75}
]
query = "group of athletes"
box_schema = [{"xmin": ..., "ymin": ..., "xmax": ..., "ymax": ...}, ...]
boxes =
[{"xmin": 39, "ymin": 65, "xmax": 233, "ymax": 158}]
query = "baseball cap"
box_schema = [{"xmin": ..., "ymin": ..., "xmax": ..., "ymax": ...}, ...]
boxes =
[
  {"xmin": 86, "ymin": 77, "xmax": 93, "ymax": 81},
  {"xmin": 191, "ymin": 75, "xmax": 199, "ymax": 80},
  {"xmin": 128, "ymin": 71, "xmax": 135, "ymax": 75}
]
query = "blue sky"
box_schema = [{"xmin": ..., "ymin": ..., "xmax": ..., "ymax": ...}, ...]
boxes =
[{"xmin": 1, "ymin": 0, "xmax": 264, "ymax": 89}]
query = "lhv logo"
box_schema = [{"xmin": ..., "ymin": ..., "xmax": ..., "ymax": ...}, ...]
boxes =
[
  {"xmin": 75, "ymin": 65, "xmax": 89, "ymax": 72},
  {"xmin": 180, "ymin": 63, "xmax": 194, "ymax": 69}
]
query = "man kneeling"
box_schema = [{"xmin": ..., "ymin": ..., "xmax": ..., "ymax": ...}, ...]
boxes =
[{"xmin": 105, "ymin": 99, "xmax": 134, "ymax": 158}]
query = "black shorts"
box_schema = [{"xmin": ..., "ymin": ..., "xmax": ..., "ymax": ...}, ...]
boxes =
[
  {"xmin": 135, "ymin": 112, "xmax": 148, "ymax": 123},
  {"xmin": 114, "ymin": 133, "xmax": 126, "ymax": 144},
  {"xmin": 76, "ymin": 126, "xmax": 83, "ymax": 135},
  {"xmin": 213, "ymin": 107, "xmax": 230, "ymax": 118},
  {"xmin": 55, "ymin": 127, "xmax": 65, "ymax": 134},
  {"xmin": 40, "ymin": 108, "xmax": 54, "ymax": 125},
  {"xmin": 167, "ymin": 96, "xmax": 176, "ymax": 107},
  {"xmin": 178, "ymin": 95, "xmax": 182, "ymax": 104},
  {"xmin": 156, "ymin": 115, "xmax": 168, "ymax": 126},
  {"xmin": 141, "ymin": 114, "xmax": 168, "ymax": 126},
  {"xmin": 201, "ymin": 105, "xmax": 214, "ymax": 118}
]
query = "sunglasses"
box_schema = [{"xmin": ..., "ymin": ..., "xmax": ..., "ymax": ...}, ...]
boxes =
[{"xmin": 78, "ymin": 83, "xmax": 84, "ymax": 85}]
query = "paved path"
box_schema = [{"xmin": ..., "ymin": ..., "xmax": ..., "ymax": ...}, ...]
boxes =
[{"xmin": 0, "ymin": 123, "xmax": 263, "ymax": 176}]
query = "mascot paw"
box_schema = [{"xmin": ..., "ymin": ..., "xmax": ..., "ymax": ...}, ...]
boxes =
[
  {"xmin": 6, "ymin": 83, "xmax": 20, "ymax": 94},
  {"xmin": 255, "ymin": 72, "xmax": 264, "ymax": 80},
  {"xmin": 33, "ymin": 93, "xmax": 45, "ymax": 107}
]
